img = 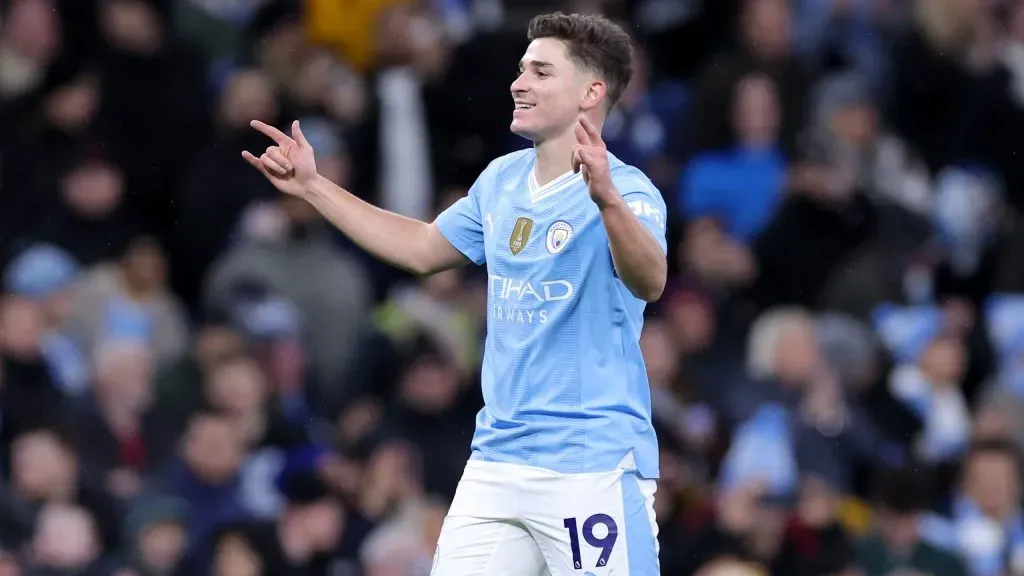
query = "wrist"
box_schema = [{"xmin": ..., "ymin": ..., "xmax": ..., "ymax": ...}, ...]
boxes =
[
  {"xmin": 596, "ymin": 191, "xmax": 626, "ymax": 213},
  {"xmin": 301, "ymin": 173, "xmax": 328, "ymax": 201}
]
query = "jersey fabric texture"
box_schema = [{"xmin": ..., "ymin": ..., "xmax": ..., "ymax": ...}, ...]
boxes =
[{"xmin": 434, "ymin": 148, "xmax": 668, "ymax": 479}]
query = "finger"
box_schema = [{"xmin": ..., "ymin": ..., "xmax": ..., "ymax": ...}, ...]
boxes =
[
  {"xmin": 266, "ymin": 147, "xmax": 292, "ymax": 171},
  {"xmin": 577, "ymin": 146, "xmax": 591, "ymax": 162},
  {"xmin": 581, "ymin": 146, "xmax": 609, "ymax": 168},
  {"xmin": 260, "ymin": 153, "xmax": 289, "ymax": 176},
  {"xmin": 579, "ymin": 115, "xmax": 604, "ymax": 147},
  {"xmin": 292, "ymin": 120, "xmax": 310, "ymax": 149},
  {"xmin": 581, "ymin": 165, "xmax": 590, "ymax": 183},
  {"xmin": 262, "ymin": 155, "xmax": 289, "ymax": 176},
  {"xmin": 575, "ymin": 121, "xmax": 590, "ymax": 146},
  {"xmin": 571, "ymin": 147, "xmax": 584, "ymax": 173},
  {"xmin": 250, "ymin": 120, "xmax": 293, "ymax": 146},
  {"xmin": 242, "ymin": 151, "xmax": 270, "ymax": 175},
  {"xmin": 242, "ymin": 150, "xmax": 260, "ymax": 167}
]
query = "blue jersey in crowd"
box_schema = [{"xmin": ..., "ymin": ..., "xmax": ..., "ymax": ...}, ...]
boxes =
[{"xmin": 435, "ymin": 148, "xmax": 668, "ymax": 479}]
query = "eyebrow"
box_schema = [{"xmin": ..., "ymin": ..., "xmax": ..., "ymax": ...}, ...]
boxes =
[{"xmin": 519, "ymin": 59, "xmax": 554, "ymax": 71}]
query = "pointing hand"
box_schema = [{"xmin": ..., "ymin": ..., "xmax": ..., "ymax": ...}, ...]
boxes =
[
  {"xmin": 572, "ymin": 115, "xmax": 616, "ymax": 209},
  {"xmin": 241, "ymin": 119, "xmax": 318, "ymax": 197}
]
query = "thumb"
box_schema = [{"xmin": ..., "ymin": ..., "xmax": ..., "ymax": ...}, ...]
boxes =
[{"xmin": 292, "ymin": 120, "xmax": 310, "ymax": 149}]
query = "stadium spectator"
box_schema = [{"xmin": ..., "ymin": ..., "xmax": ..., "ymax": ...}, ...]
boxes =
[{"xmin": 856, "ymin": 466, "xmax": 967, "ymax": 576}]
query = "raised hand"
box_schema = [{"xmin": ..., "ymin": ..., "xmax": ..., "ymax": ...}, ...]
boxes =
[
  {"xmin": 241, "ymin": 119, "xmax": 318, "ymax": 197},
  {"xmin": 572, "ymin": 115, "xmax": 616, "ymax": 208}
]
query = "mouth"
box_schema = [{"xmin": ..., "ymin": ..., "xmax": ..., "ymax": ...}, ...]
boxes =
[{"xmin": 514, "ymin": 103, "xmax": 535, "ymax": 110}]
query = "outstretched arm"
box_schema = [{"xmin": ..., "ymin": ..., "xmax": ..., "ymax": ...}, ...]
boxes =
[
  {"xmin": 302, "ymin": 175, "xmax": 467, "ymax": 275},
  {"xmin": 243, "ymin": 120, "xmax": 466, "ymax": 275}
]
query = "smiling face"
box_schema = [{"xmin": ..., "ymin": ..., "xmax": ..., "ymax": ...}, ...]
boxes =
[{"xmin": 510, "ymin": 37, "xmax": 606, "ymax": 142}]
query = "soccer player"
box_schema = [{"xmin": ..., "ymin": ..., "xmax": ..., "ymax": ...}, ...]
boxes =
[{"xmin": 243, "ymin": 12, "xmax": 667, "ymax": 575}]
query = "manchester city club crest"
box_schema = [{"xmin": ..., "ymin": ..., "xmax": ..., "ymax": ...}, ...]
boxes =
[
  {"xmin": 509, "ymin": 217, "xmax": 534, "ymax": 255},
  {"xmin": 545, "ymin": 221, "xmax": 573, "ymax": 254}
]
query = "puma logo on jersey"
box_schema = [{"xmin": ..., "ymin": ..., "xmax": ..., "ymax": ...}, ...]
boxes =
[{"xmin": 485, "ymin": 213, "xmax": 501, "ymax": 235}]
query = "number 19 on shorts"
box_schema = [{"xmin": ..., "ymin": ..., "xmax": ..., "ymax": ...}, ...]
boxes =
[{"xmin": 563, "ymin": 514, "xmax": 618, "ymax": 570}]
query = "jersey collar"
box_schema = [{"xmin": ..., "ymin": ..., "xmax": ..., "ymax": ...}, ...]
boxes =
[{"xmin": 528, "ymin": 165, "xmax": 583, "ymax": 204}]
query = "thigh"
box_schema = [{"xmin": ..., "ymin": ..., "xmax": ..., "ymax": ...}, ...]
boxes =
[
  {"xmin": 523, "ymin": 470, "xmax": 660, "ymax": 576},
  {"xmin": 431, "ymin": 460, "xmax": 546, "ymax": 576},
  {"xmin": 431, "ymin": 516, "xmax": 546, "ymax": 576}
]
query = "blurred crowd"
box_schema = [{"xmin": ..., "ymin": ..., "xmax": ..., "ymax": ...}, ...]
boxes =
[{"xmin": 4, "ymin": 0, "xmax": 1024, "ymax": 574}]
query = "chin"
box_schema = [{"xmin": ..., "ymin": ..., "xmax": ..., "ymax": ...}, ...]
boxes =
[{"xmin": 509, "ymin": 120, "xmax": 540, "ymax": 142}]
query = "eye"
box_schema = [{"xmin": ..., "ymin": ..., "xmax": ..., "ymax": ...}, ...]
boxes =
[{"xmin": 536, "ymin": 71, "xmax": 549, "ymax": 78}]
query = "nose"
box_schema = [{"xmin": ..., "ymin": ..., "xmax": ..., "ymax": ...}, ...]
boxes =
[{"xmin": 510, "ymin": 73, "xmax": 528, "ymax": 96}]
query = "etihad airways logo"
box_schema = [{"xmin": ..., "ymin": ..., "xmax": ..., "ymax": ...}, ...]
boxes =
[{"xmin": 488, "ymin": 274, "xmax": 575, "ymax": 324}]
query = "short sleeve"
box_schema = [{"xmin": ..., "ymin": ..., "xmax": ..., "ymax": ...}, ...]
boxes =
[
  {"xmin": 614, "ymin": 169, "xmax": 669, "ymax": 255},
  {"xmin": 434, "ymin": 170, "xmax": 488, "ymax": 265}
]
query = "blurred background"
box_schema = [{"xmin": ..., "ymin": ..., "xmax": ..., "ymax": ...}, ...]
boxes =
[{"xmin": 5, "ymin": 0, "xmax": 1024, "ymax": 574}]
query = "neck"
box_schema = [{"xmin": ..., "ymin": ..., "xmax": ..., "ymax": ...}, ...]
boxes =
[
  {"xmin": 533, "ymin": 122, "xmax": 590, "ymax": 187},
  {"xmin": 994, "ymin": 510, "xmax": 1016, "ymax": 524},
  {"xmin": 739, "ymin": 137, "xmax": 775, "ymax": 152},
  {"xmin": 0, "ymin": 42, "xmax": 35, "ymax": 65},
  {"xmin": 100, "ymin": 399, "xmax": 141, "ymax": 435},
  {"xmin": 118, "ymin": 268, "xmax": 155, "ymax": 300},
  {"xmin": 124, "ymin": 285, "xmax": 153, "ymax": 300},
  {"xmin": 46, "ymin": 480, "xmax": 77, "ymax": 502},
  {"xmin": 234, "ymin": 410, "xmax": 266, "ymax": 445},
  {"xmin": 977, "ymin": 502, "xmax": 1017, "ymax": 524}
]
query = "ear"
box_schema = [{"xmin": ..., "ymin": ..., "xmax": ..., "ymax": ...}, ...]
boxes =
[{"xmin": 580, "ymin": 79, "xmax": 606, "ymax": 112}]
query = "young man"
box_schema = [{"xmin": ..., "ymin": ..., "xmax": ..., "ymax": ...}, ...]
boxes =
[{"xmin": 243, "ymin": 12, "xmax": 667, "ymax": 575}]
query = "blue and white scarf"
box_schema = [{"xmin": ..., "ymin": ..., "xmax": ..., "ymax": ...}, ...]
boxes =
[
  {"xmin": 888, "ymin": 364, "xmax": 970, "ymax": 462},
  {"xmin": 41, "ymin": 331, "xmax": 89, "ymax": 397},
  {"xmin": 921, "ymin": 496, "xmax": 1024, "ymax": 576},
  {"xmin": 718, "ymin": 403, "xmax": 798, "ymax": 499},
  {"xmin": 985, "ymin": 295, "xmax": 1024, "ymax": 398}
]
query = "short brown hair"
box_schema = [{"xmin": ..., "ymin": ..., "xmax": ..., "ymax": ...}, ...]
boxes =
[{"xmin": 527, "ymin": 12, "xmax": 635, "ymax": 111}]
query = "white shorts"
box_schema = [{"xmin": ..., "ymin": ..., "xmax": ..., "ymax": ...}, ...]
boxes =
[{"xmin": 431, "ymin": 458, "xmax": 659, "ymax": 576}]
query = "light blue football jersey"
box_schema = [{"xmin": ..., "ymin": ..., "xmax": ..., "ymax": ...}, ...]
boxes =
[{"xmin": 435, "ymin": 148, "xmax": 667, "ymax": 479}]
